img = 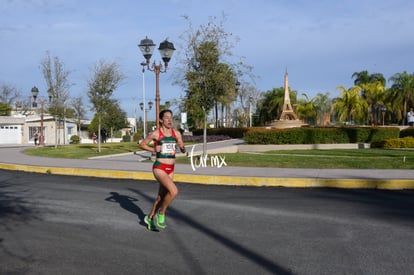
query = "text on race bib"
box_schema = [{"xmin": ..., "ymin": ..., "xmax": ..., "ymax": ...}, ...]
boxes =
[{"xmin": 161, "ymin": 142, "xmax": 176, "ymax": 155}]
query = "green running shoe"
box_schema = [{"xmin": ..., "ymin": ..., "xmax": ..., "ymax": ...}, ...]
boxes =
[
  {"xmin": 144, "ymin": 215, "xmax": 156, "ymax": 231},
  {"xmin": 156, "ymin": 212, "xmax": 167, "ymax": 229}
]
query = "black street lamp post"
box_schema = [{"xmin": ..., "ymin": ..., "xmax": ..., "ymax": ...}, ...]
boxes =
[
  {"xmin": 31, "ymin": 86, "xmax": 38, "ymax": 108},
  {"xmin": 138, "ymin": 36, "xmax": 175, "ymax": 129},
  {"xmin": 248, "ymin": 96, "xmax": 253, "ymax": 127},
  {"xmin": 31, "ymin": 86, "xmax": 47, "ymax": 146}
]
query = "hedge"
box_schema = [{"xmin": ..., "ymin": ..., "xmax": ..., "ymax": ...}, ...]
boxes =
[
  {"xmin": 243, "ymin": 127, "xmax": 400, "ymax": 144},
  {"xmin": 192, "ymin": 127, "xmax": 248, "ymax": 138},
  {"xmin": 400, "ymin": 127, "xmax": 414, "ymax": 138}
]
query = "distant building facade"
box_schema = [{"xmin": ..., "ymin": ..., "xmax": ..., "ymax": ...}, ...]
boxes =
[{"xmin": 0, "ymin": 114, "xmax": 78, "ymax": 145}]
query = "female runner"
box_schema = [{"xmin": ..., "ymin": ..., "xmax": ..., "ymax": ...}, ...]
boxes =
[{"xmin": 139, "ymin": 109, "xmax": 186, "ymax": 230}]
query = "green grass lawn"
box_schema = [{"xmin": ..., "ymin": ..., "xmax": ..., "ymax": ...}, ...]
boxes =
[
  {"xmin": 24, "ymin": 142, "xmax": 414, "ymax": 169},
  {"xmin": 24, "ymin": 142, "xmax": 141, "ymax": 159},
  {"xmin": 177, "ymin": 149, "xmax": 414, "ymax": 169}
]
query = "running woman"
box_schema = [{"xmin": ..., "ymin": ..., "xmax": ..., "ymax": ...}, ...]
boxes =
[{"xmin": 139, "ymin": 109, "xmax": 186, "ymax": 230}]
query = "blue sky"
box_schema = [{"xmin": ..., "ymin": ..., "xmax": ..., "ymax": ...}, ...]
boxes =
[{"xmin": 1, "ymin": 0, "xmax": 414, "ymax": 119}]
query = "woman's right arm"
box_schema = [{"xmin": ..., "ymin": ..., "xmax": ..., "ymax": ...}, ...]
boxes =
[{"xmin": 139, "ymin": 132, "xmax": 156, "ymax": 152}]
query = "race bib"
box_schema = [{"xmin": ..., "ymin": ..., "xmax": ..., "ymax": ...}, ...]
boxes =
[{"xmin": 161, "ymin": 142, "xmax": 176, "ymax": 155}]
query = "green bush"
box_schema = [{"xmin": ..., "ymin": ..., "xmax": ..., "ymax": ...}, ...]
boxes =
[
  {"xmin": 243, "ymin": 126, "xmax": 400, "ymax": 144},
  {"xmin": 190, "ymin": 126, "xmax": 401, "ymax": 144},
  {"xmin": 122, "ymin": 134, "xmax": 133, "ymax": 142},
  {"xmin": 400, "ymin": 127, "xmax": 414, "ymax": 138},
  {"xmin": 70, "ymin": 135, "xmax": 80, "ymax": 144},
  {"xmin": 372, "ymin": 136, "xmax": 414, "ymax": 148},
  {"xmin": 192, "ymin": 127, "xmax": 248, "ymax": 138},
  {"xmin": 113, "ymin": 130, "xmax": 123, "ymax": 138},
  {"xmin": 133, "ymin": 132, "xmax": 141, "ymax": 142}
]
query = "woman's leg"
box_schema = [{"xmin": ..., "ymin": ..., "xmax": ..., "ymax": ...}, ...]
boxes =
[
  {"xmin": 148, "ymin": 184, "xmax": 167, "ymax": 218},
  {"xmin": 153, "ymin": 170, "xmax": 178, "ymax": 215}
]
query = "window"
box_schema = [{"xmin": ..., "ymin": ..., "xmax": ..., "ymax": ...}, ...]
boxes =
[{"xmin": 29, "ymin": 127, "xmax": 40, "ymax": 139}]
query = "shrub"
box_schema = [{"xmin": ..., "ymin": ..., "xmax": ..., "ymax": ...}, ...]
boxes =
[
  {"xmin": 113, "ymin": 130, "xmax": 123, "ymax": 138},
  {"xmin": 192, "ymin": 127, "xmax": 248, "ymax": 138},
  {"xmin": 70, "ymin": 135, "xmax": 80, "ymax": 144},
  {"xmin": 183, "ymin": 135, "xmax": 231, "ymax": 143},
  {"xmin": 400, "ymin": 127, "xmax": 414, "ymax": 138},
  {"xmin": 133, "ymin": 132, "xmax": 141, "ymax": 142},
  {"xmin": 372, "ymin": 136, "xmax": 414, "ymax": 148},
  {"xmin": 122, "ymin": 135, "xmax": 132, "ymax": 142}
]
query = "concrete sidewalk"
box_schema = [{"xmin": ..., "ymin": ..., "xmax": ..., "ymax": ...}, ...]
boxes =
[{"xmin": 0, "ymin": 141, "xmax": 413, "ymax": 189}]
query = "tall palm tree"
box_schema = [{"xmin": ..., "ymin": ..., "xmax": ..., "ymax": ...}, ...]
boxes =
[
  {"xmin": 296, "ymin": 93, "xmax": 316, "ymax": 125},
  {"xmin": 333, "ymin": 86, "xmax": 367, "ymax": 125},
  {"xmin": 352, "ymin": 71, "xmax": 371, "ymax": 86},
  {"xmin": 359, "ymin": 81, "xmax": 386, "ymax": 125},
  {"xmin": 352, "ymin": 70, "xmax": 386, "ymax": 86},
  {"xmin": 388, "ymin": 71, "xmax": 414, "ymax": 125},
  {"xmin": 313, "ymin": 92, "xmax": 332, "ymax": 125},
  {"xmin": 386, "ymin": 87, "xmax": 403, "ymax": 124},
  {"xmin": 352, "ymin": 71, "xmax": 386, "ymax": 106},
  {"xmin": 256, "ymin": 87, "xmax": 284, "ymax": 125},
  {"xmin": 215, "ymin": 63, "xmax": 237, "ymax": 127}
]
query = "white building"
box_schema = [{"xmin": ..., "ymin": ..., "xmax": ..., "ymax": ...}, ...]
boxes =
[
  {"xmin": 0, "ymin": 115, "xmax": 78, "ymax": 145},
  {"xmin": 0, "ymin": 116, "xmax": 25, "ymax": 144}
]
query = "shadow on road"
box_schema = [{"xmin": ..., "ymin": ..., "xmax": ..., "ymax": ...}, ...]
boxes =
[
  {"xmin": 307, "ymin": 188, "xmax": 414, "ymax": 224},
  {"xmin": 0, "ymin": 177, "xmax": 40, "ymax": 267},
  {"xmin": 0, "ymin": 181, "xmax": 38, "ymax": 223},
  {"xmin": 104, "ymin": 192, "xmax": 146, "ymax": 227},
  {"xmin": 129, "ymin": 187, "xmax": 293, "ymax": 275}
]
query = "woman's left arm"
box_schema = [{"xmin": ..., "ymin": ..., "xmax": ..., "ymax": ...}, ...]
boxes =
[{"xmin": 176, "ymin": 131, "xmax": 186, "ymax": 153}]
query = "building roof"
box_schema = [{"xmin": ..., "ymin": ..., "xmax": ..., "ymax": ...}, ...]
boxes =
[
  {"xmin": 0, "ymin": 116, "xmax": 26, "ymax": 125},
  {"xmin": 25, "ymin": 115, "xmax": 55, "ymax": 122}
]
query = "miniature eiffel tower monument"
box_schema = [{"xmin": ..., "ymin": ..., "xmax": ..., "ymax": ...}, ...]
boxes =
[
  {"xmin": 279, "ymin": 70, "xmax": 298, "ymax": 120},
  {"xmin": 270, "ymin": 70, "xmax": 305, "ymax": 128}
]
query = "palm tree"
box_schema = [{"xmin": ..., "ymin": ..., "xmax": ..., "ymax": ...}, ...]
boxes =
[
  {"xmin": 256, "ymin": 88, "xmax": 284, "ymax": 125},
  {"xmin": 215, "ymin": 63, "xmax": 237, "ymax": 127},
  {"xmin": 296, "ymin": 93, "xmax": 316, "ymax": 125},
  {"xmin": 313, "ymin": 92, "xmax": 332, "ymax": 125},
  {"xmin": 352, "ymin": 71, "xmax": 386, "ymax": 106},
  {"xmin": 386, "ymin": 87, "xmax": 404, "ymax": 125},
  {"xmin": 352, "ymin": 71, "xmax": 371, "ymax": 86},
  {"xmin": 359, "ymin": 81, "xmax": 386, "ymax": 125},
  {"xmin": 352, "ymin": 70, "xmax": 386, "ymax": 86},
  {"xmin": 388, "ymin": 71, "xmax": 414, "ymax": 125},
  {"xmin": 333, "ymin": 86, "xmax": 367, "ymax": 125}
]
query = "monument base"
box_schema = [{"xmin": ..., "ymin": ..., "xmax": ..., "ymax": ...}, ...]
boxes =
[{"xmin": 269, "ymin": 119, "xmax": 307, "ymax": 129}]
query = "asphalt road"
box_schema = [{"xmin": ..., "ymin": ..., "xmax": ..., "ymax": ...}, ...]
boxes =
[{"xmin": 1, "ymin": 170, "xmax": 414, "ymax": 275}]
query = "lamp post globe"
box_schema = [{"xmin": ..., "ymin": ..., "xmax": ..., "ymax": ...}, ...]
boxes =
[
  {"xmin": 235, "ymin": 80, "xmax": 241, "ymax": 92},
  {"xmin": 31, "ymin": 86, "xmax": 47, "ymax": 146},
  {"xmin": 47, "ymin": 88, "xmax": 54, "ymax": 102},
  {"xmin": 158, "ymin": 39, "xmax": 176, "ymax": 65},
  {"xmin": 31, "ymin": 86, "xmax": 39, "ymax": 108},
  {"xmin": 138, "ymin": 36, "xmax": 175, "ymax": 129},
  {"xmin": 138, "ymin": 36, "xmax": 156, "ymax": 63}
]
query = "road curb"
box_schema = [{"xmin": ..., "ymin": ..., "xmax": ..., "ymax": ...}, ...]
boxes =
[{"xmin": 1, "ymin": 162, "xmax": 413, "ymax": 190}]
